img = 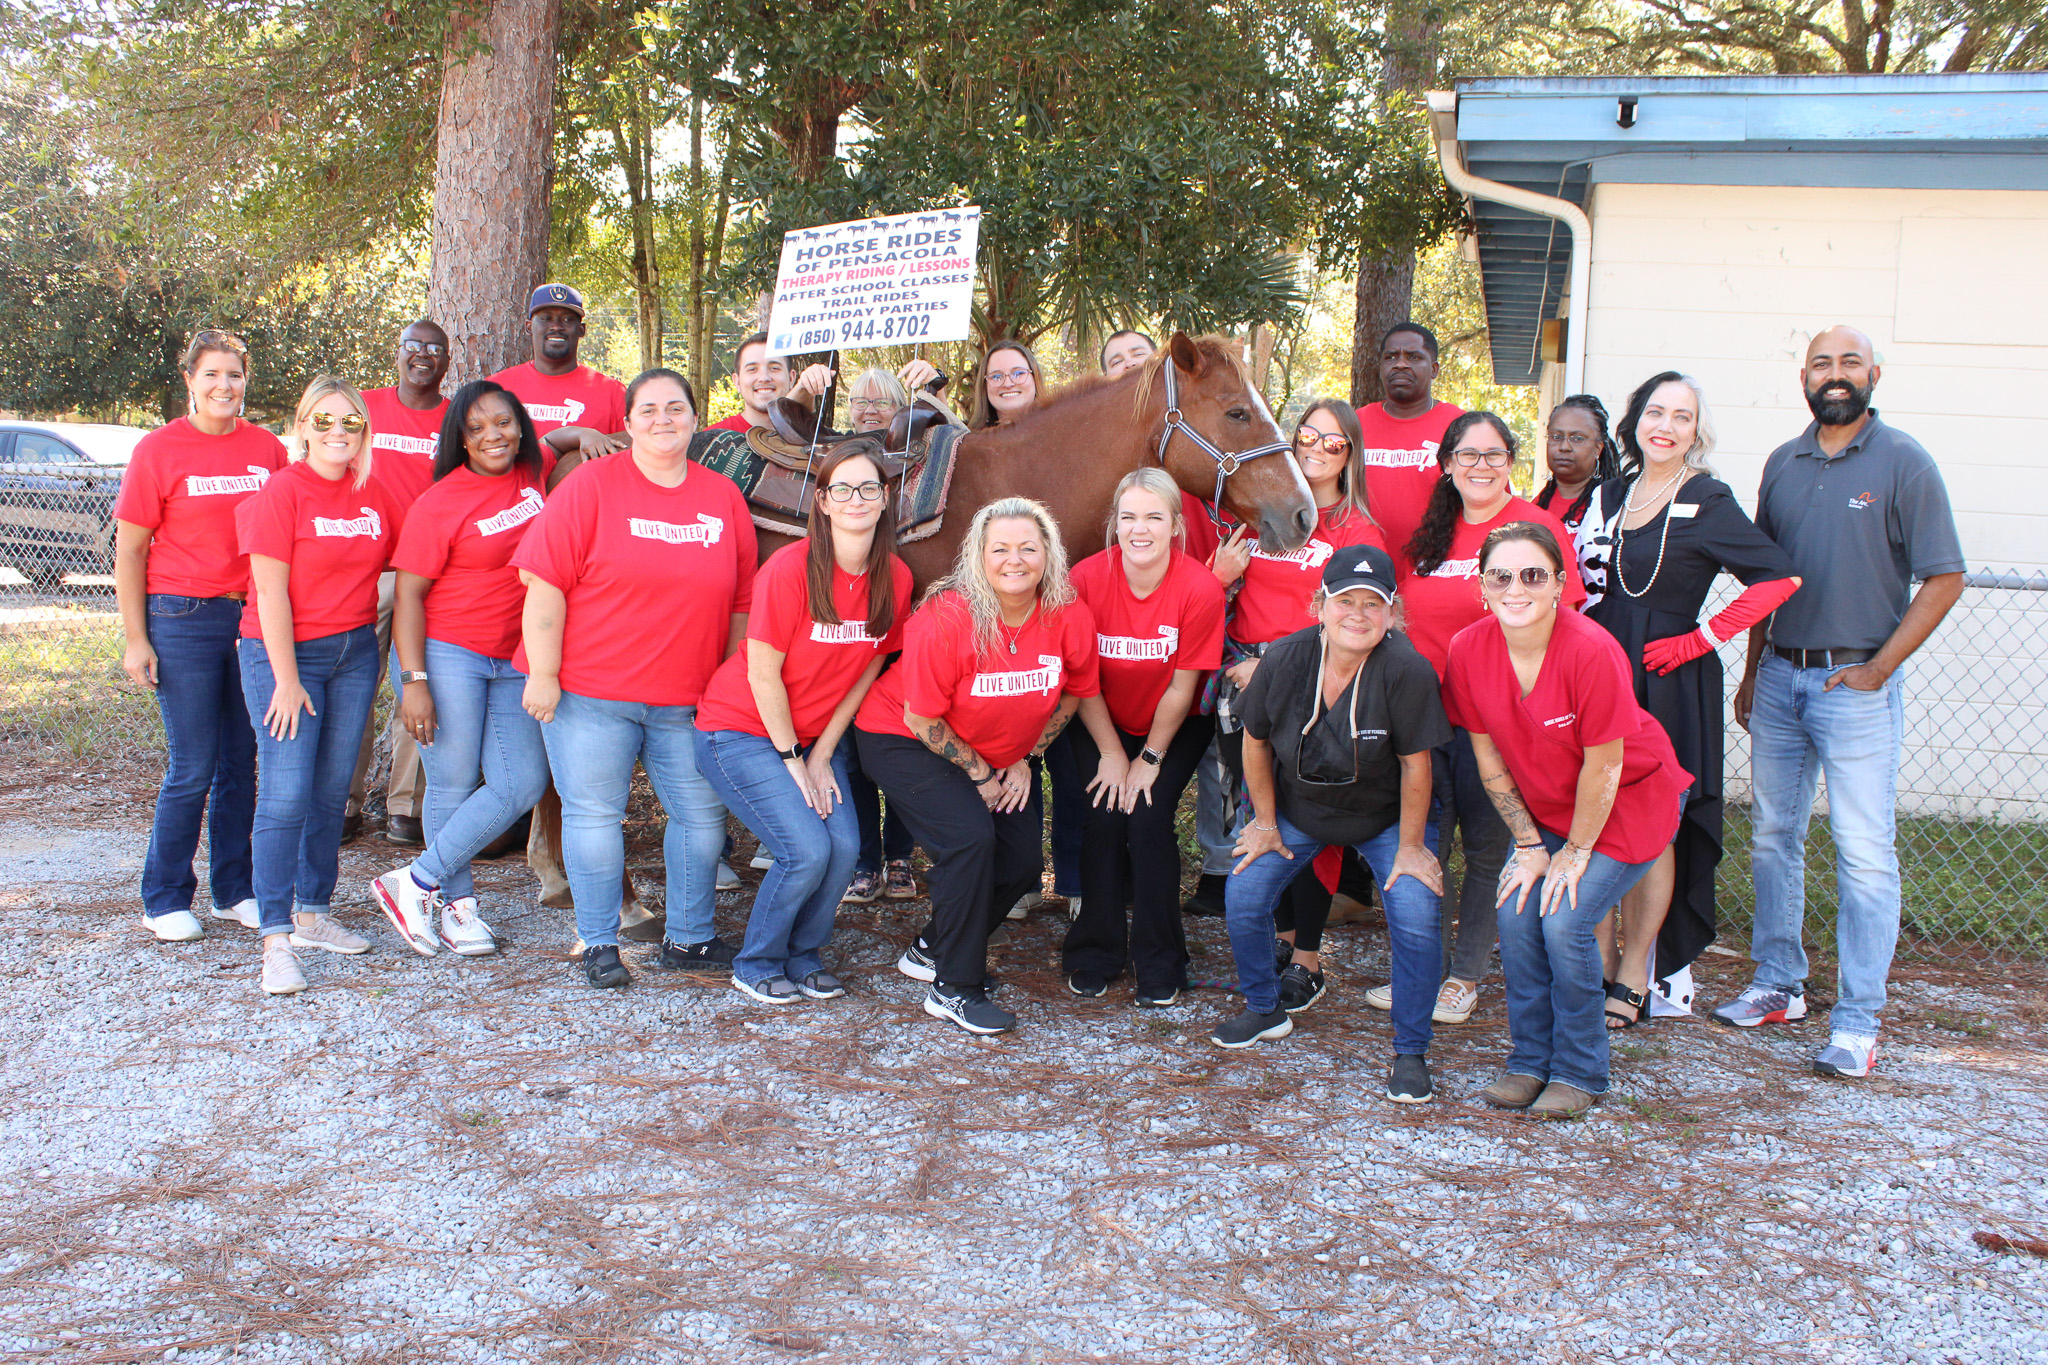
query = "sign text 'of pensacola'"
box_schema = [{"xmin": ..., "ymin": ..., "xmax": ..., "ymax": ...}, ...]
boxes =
[{"xmin": 765, "ymin": 207, "xmax": 983, "ymax": 358}]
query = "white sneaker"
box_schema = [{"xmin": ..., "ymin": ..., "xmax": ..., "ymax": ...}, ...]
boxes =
[
  {"xmin": 716, "ymin": 861, "xmax": 742, "ymax": 891},
  {"xmin": 749, "ymin": 850, "xmax": 775, "ymax": 871},
  {"xmin": 145, "ymin": 910, "xmax": 204, "ymax": 942},
  {"xmin": 289, "ymin": 913, "xmax": 372, "ymax": 955},
  {"xmin": 211, "ymin": 898, "xmax": 259, "ymax": 929},
  {"xmin": 439, "ymin": 897, "xmax": 498, "ymax": 957},
  {"xmin": 1815, "ymin": 1031, "xmax": 1878, "ymax": 1079},
  {"xmin": 1066, "ymin": 897, "xmax": 1082, "ymax": 923},
  {"xmin": 1364, "ymin": 983, "xmax": 1393, "ymax": 1012},
  {"xmin": 1007, "ymin": 890, "xmax": 1043, "ymax": 921},
  {"xmin": 261, "ymin": 937, "xmax": 306, "ymax": 995},
  {"xmin": 371, "ymin": 868, "xmax": 439, "ymax": 956},
  {"xmin": 1433, "ymin": 978, "xmax": 1480, "ymax": 1024}
]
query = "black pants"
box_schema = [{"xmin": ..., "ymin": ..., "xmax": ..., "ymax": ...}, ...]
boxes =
[
  {"xmin": 1216, "ymin": 723, "xmax": 1337, "ymax": 953},
  {"xmin": 1063, "ymin": 714, "xmax": 1213, "ymax": 991},
  {"xmin": 854, "ymin": 729, "xmax": 1043, "ymax": 990},
  {"xmin": 845, "ymin": 735, "xmax": 914, "ymax": 873}
]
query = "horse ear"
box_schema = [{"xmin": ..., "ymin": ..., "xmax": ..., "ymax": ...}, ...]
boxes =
[{"xmin": 1167, "ymin": 331, "xmax": 1205, "ymax": 375}]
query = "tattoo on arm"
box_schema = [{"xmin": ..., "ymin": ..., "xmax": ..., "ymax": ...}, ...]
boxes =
[
  {"xmin": 916, "ymin": 716, "xmax": 993, "ymax": 783},
  {"xmin": 1029, "ymin": 697, "xmax": 1080, "ymax": 758},
  {"xmin": 1481, "ymin": 768, "xmax": 1542, "ymax": 846}
]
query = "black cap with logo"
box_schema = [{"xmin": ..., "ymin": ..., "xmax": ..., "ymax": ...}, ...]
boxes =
[{"xmin": 1321, "ymin": 542, "xmax": 1397, "ymax": 602}]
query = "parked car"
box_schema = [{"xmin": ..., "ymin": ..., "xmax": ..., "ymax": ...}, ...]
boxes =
[{"xmin": 0, "ymin": 421, "xmax": 148, "ymax": 586}]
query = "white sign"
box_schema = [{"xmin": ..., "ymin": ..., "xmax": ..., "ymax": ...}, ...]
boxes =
[{"xmin": 764, "ymin": 207, "xmax": 982, "ymax": 358}]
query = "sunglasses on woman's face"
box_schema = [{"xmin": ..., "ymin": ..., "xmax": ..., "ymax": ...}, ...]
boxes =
[
  {"xmin": 1480, "ymin": 566, "xmax": 1558, "ymax": 591},
  {"xmin": 308, "ymin": 412, "xmax": 367, "ymax": 434},
  {"xmin": 1294, "ymin": 427, "xmax": 1349, "ymax": 456}
]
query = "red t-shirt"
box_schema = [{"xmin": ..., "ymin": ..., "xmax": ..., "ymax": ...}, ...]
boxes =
[
  {"xmin": 112, "ymin": 419, "xmax": 287, "ymax": 598},
  {"xmin": 705, "ymin": 412, "xmax": 754, "ymax": 433},
  {"xmin": 1354, "ymin": 400, "xmax": 1464, "ymax": 567},
  {"xmin": 695, "ymin": 543, "xmax": 915, "ymax": 743},
  {"xmin": 510, "ymin": 455, "xmax": 757, "ymax": 706},
  {"xmin": 1071, "ymin": 548, "xmax": 1226, "ymax": 735},
  {"xmin": 235, "ymin": 461, "xmax": 404, "ymax": 641},
  {"xmin": 1397, "ymin": 496, "xmax": 1586, "ymax": 677},
  {"xmin": 359, "ymin": 386, "xmax": 447, "ymax": 513},
  {"xmin": 391, "ymin": 467, "xmax": 548, "ymax": 660},
  {"xmin": 855, "ymin": 592, "xmax": 1101, "ymax": 770},
  {"xmin": 1230, "ymin": 504, "xmax": 1387, "ymax": 647},
  {"xmin": 1179, "ymin": 490, "xmax": 1222, "ymax": 568},
  {"xmin": 1443, "ymin": 606, "xmax": 1691, "ymax": 864},
  {"xmin": 490, "ymin": 362, "xmax": 627, "ymax": 439}
]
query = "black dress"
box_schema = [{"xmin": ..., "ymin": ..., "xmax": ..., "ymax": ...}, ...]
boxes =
[{"xmin": 1574, "ymin": 474, "xmax": 1796, "ymax": 976}]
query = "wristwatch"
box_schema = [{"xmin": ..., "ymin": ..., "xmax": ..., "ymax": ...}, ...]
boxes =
[
  {"xmin": 399, "ymin": 670, "xmax": 429, "ymax": 685},
  {"xmin": 1137, "ymin": 747, "xmax": 1164, "ymax": 766},
  {"xmin": 779, "ymin": 743, "xmax": 804, "ymax": 761}
]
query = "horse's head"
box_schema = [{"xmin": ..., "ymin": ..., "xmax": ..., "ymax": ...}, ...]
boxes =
[{"xmin": 1136, "ymin": 333, "xmax": 1315, "ymax": 552}]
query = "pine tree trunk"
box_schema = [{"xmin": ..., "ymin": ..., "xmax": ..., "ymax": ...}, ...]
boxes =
[
  {"xmin": 428, "ymin": 0, "xmax": 563, "ymax": 386},
  {"xmin": 1349, "ymin": 247, "xmax": 1417, "ymax": 408}
]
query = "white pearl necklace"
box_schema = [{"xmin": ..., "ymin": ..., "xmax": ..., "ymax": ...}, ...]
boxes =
[{"xmin": 1614, "ymin": 466, "xmax": 1688, "ymax": 599}]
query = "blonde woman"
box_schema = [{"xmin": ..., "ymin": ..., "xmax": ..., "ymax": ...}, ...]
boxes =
[
  {"xmin": 234, "ymin": 377, "xmax": 405, "ymax": 994},
  {"xmin": 853, "ymin": 497, "xmax": 1118, "ymax": 1033}
]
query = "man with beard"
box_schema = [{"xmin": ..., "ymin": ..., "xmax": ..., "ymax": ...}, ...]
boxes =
[
  {"xmin": 1354, "ymin": 323, "xmax": 1464, "ymax": 563},
  {"xmin": 704, "ymin": 333, "xmax": 837, "ymax": 432},
  {"xmin": 491, "ymin": 284, "xmax": 627, "ymax": 446},
  {"xmin": 1718, "ymin": 324, "xmax": 1964, "ymax": 1080}
]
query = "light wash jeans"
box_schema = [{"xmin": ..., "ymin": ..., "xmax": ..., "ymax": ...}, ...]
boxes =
[
  {"xmin": 1746, "ymin": 652, "xmax": 1906, "ymax": 1037},
  {"xmin": 1225, "ymin": 814, "xmax": 1442, "ymax": 1047},
  {"xmin": 541, "ymin": 691, "xmax": 727, "ymax": 950},
  {"xmin": 694, "ymin": 728, "xmax": 858, "ymax": 987},
  {"xmin": 409, "ymin": 639, "xmax": 551, "ymax": 901},
  {"xmin": 238, "ymin": 627, "xmax": 381, "ymax": 934},
  {"xmin": 1496, "ymin": 828, "xmax": 1661, "ymax": 1095}
]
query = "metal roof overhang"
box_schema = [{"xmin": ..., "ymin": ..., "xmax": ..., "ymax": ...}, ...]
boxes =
[{"xmin": 1444, "ymin": 74, "xmax": 2048, "ymax": 385}]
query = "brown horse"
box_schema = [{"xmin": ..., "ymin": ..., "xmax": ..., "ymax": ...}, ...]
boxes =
[{"xmin": 761, "ymin": 331, "xmax": 1315, "ymax": 587}]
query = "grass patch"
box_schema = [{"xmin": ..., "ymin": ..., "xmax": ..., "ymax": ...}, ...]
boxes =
[
  {"xmin": 1924, "ymin": 1010, "xmax": 1998, "ymax": 1039},
  {"xmin": 0, "ymin": 615, "xmax": 162, "ymax": 761}
]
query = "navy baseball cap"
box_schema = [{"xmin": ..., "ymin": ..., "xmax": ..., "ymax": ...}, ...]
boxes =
[
  {"xmin": 1322, "ymin": 543, "xmax": 1397, "ymax": 602},
  {"xmin": 527, "ymin": 282, "xmax": 586, "ymax": 318}
]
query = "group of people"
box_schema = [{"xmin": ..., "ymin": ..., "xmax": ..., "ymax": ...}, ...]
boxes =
[{"xmin": 117, "ymin": 280, "xmax": 1963, "ymax": 1112}]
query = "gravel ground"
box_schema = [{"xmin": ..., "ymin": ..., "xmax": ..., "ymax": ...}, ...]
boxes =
[{"xmin": 1, "ymin": 768, "xmax": 2044, "ymax": 1364}]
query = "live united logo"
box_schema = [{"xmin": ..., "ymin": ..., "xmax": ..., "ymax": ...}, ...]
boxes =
[
  {"xmin": 1246, "ymin": 537, "xmax": 1334, "ymax": 569},
  {"xmin": 1356, "ymin": 442, "xmax": 1440, "ymax": 469},
  {"xmin": 475, "ymin": 488, "xmax": 545, "ymax": 537},
  {"xmin": 184, "ymin": 466, "xmax": 271, "ymax": 497},
  {"xmin": 520, "ymin": 397, "xmax": 587, "ymax": 427},
  {"xmin": 809, "ymin": 620, "xmax": 880, "ymax": 644},
  {"xmin": 373, "ymin": 432, "xmax": 438, "ymax": 456},
  {"xmin": 969, "ymin": 654, "xmax": 1062, "ymax": 697},
  {"xmin": 629, "ymin": 513, "xmax": 723, "ymax": 545},
  {"xmin": 1428, "ymin": 556, "xmax": 1480, "ymax": 579},
  {"xmin": 312, "ymin": 507, "xmax": 384, "ymax": 538},
  {"xmin": 1098, "ymin": 625, "xmax": 1179, "ymax": 661}
]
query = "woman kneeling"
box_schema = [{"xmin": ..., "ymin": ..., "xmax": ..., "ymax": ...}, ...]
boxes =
[{"xmin": 1445, "ymin": 522, "xmax": 1690, "ymax": 1119}]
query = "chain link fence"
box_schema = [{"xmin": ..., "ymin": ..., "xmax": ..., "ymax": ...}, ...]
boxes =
[{"xmin": 3, "ymin": 465, "xmax": 2042, "ymax": 953}]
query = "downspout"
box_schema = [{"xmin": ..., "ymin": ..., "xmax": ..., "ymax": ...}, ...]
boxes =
[{"xmin": 1425, "ymin": 90, "xmax": 1590, "ymax": 397}]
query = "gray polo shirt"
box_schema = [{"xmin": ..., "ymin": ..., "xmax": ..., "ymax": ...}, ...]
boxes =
[{"xmin": 1755, "ymin": 410, "xmax": 1965, "ymax": 651}]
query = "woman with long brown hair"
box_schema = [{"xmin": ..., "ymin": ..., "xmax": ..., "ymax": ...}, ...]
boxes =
[
  {"xmin": 968, "ymin": 340, "xmax": 1045, "ymax": 429},
  {"xmin": 693, "ymin": 444, "xmax": 915, "ymax": 1002}
]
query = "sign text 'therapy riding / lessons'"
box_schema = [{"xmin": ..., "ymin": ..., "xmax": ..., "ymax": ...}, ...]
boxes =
[{"xmin": 765, "ymin": 207, "xmax": 983, "ymax": 358}]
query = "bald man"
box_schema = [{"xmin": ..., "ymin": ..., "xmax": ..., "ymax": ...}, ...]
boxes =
[{"xmin": 1716, "ymin": 325, "xmax": 1965, "ymax": 1079}]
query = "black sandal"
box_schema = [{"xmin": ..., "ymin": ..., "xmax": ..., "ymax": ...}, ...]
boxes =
[{"xmin": 1604, "ymin": 979, "xmax": 1649, "ymax": 1030}]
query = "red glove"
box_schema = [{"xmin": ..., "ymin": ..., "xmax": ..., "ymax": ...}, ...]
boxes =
[
  {"xmin": 1643, "ymin": 576, "xmax": 1801, "ymax": 675},
  {"xmin": 1312, "ymin": 845, "xmax": 1342, "ymax": 893}
]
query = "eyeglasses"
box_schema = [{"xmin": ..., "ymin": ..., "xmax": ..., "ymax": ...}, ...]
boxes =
[
  {"xmin": 825, "ymin": 480, "xmax": 886, "ymax": 503},
  {"xmin": 400, "ymin": 338, "xmax": 448, "ymax": 357},
  {"xmin": 1295, "ymin": 428, "xmax": 1349, "ymax": 456},
  {"xmin": 986, "ymin": 367, "xmax": 1032, "ymax": 386},
  {"xmin": 1451, "ymin": 448, "xmax": 1514, "ymax": 468},
  {"xmin": 849, "ymin": 397, "xmax": 896, "ymax": 413},
  {"xmin": 308, "ymin": 412, "xmax": 367, "ymax": 434},
  {"xmin": 1480, "ymin": 566, "xmax": 1559, "ymax": 591},
  {"xmin": 1547, "ymin": 431, "xmax": 1595, "ymax": 448}
]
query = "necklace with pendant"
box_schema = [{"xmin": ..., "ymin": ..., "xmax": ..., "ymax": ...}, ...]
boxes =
[{"xmin": 998, "ymin": 602, "xmax": 1036, "ymax": 655}]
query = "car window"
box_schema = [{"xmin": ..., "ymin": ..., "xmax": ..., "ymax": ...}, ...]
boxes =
[{"xmin": 15, "ymin": 432, "xmax": 79, "ymax": 463}]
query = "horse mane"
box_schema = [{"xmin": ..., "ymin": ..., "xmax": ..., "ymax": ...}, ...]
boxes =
[{"xmin": 1128, "ymin": 335, "xmax": 1251, "ymax": 421}]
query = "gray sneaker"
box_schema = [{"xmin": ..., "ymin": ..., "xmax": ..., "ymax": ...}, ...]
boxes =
[
  {"xmin": 289, "ymin": 913, "xmax": 372, "ymax": 955},
  {"xmin": 732, "ymin": 974, "xmax": 803, "ymax": 1004},
  {"xmin": 1814, "ymin": 1032, "xmax": 1878, "ymax": 1079},
  {"xmin": 1386, "ymin": 1053, "xmax": 1433, "ymax": 1104},
  {"xmin": 1709, "ymin": 985, "xmax": 1807, "ymax": 1028}
]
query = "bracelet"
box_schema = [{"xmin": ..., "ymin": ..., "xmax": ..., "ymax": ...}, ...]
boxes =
[
  {"xmin": 1251, "ymin": 821, "xmax": 1277, "ymax": 832},
  {"xmin": 1137, "ymin": 747, "xmax": 1164, "ymax": 766},
  {"xmin": 975, "ymin": 770, "xmax": 1001, "ymax": 787},
  {"xmin": 1515, "ymin": 842, "xmax": 1544, "ymax": 851}
]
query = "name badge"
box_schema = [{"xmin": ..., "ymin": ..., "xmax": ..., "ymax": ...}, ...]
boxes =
[{"xmin": 1668, "ymin": 504, "xmax": 1697, "ymax": 519}]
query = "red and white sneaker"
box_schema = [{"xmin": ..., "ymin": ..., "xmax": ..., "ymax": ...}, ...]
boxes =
[
  {"xmin": 1708, "ymin": 985, "xmax": 1807, "ymax": 1028},
  {"xmin": 439, "ymin": 896, "xmax": 498, "ymax": 957},
  {"xmin": 1814, "ymin": 1032, "xmax": 1877, "ymax": 1079},
  {"xmin": 371, "ymin": 868, "xmax": 439, "ymax": 957}
]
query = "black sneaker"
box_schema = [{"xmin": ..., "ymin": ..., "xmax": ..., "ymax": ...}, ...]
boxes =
[
  {"xmin": 1277, "ymin": 962, "xmax": 1326, "ymax": 1014},
  {"xmin": 1181, "ymin": 873, "xmax": 1227, "ymax": 918},
  {"xmin": 1211, "ymin": 1007, "xmax": 1293, "ymax": 1048},
  {"xmin": 654, "ymin": 936, "xmax": 738, "ymax": 972},
  {"xmin": 923, "ymin": 982, "xmax": 1016, "ymax": 1034},
  {"xmin": 1065, "ymin": 971, "xmax": 1109, "ymax": 998},
  {"xmin": 1134, "ymin": 984, "xmax": 1183, "ymax": 1008},
  {"xmin": 896, "ymin": 938, "xmax": 938, "ymax": 982},
  {"xmin": 1273, "ymin": 935, "xmax": 1295, "ymax": 974},
  {"xmin": 1386, "ymin": 1053, "xmax": 1433, "ymax": 1104},
  {"xmin": 582, "ymin": 944, "xmax": 630, "ymax": 989}
]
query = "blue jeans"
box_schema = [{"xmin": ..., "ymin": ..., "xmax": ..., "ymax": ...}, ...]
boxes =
[
  {"xmin": 1746, "ymin": 652, "xmax": 1906, "ymax": 1036},
  {"xmin": 238, "ymin": 627, "xmax": 381, "ymax": 934},
  {"xmin": 1496, "ymin": 828, "xmax": 1660, "ymax": 1095},
  {"xmin": 1225, "ymin": 814, "xmax": 1443, "ymax": 1046},
  {"xmin": 409, "ymin": 639, "xmax": 550, "ymax": 901},
  {"xmin": 1434, "ymin": 728, "xmax": 1510, "ymax": 983},
  {"xmin": 541, "ymin": 691, "xmax": 727, "ymax": 950},
  {"xmin": 141, "ymin": 596, "xmax": 256, "ymax": 918},
  {"xmin": 695, "ymin": 729, "xmax": 858, "ymax": 986}
]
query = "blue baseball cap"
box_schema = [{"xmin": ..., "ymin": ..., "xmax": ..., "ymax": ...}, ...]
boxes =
[{"xmin": 527, "ymin": 282, "xmax": 586, "ymax": 318}]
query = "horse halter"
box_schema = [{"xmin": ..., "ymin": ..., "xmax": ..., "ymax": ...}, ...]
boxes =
[{"xmin": 1150, "ymin": 356, "xmax": 1293, "ymax": 521}]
